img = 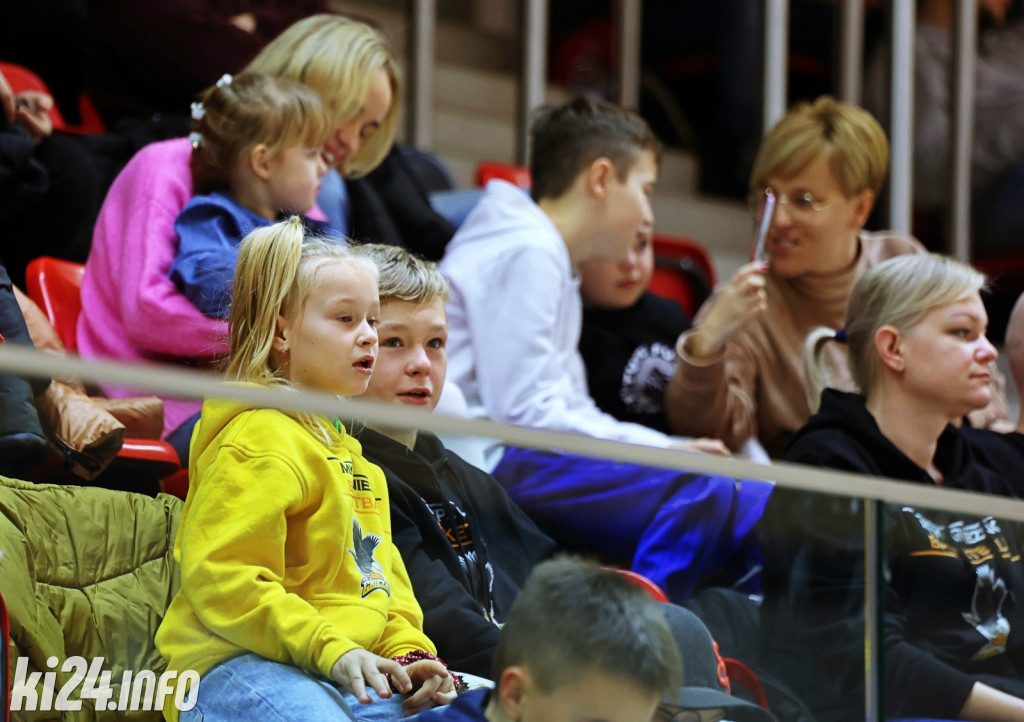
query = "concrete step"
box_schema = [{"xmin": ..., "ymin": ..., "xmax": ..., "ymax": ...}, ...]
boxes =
[
  {"xmin": 430, "ymin": 65, "xmax": 698, "ymax": 193},
  {"xmin": 328, "ymin": 0, "xmax": 516, "ymax": 74},
  {"xmin": 329, "ymin": 0, "xmax": 748, "ymax": 279},
  {"xmin": 652, "ymin": 194, "xmax": 752, "ymax": 279}
]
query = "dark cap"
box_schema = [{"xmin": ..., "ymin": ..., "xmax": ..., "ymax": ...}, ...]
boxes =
[{"xmin": 656, "ymin": 605, "xmax": 778, "ymax": 722}]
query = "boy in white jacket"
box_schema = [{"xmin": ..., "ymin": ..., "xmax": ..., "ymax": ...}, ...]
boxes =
[{"xmin": 439, "ymin": 97, "xmax": 771, "ymax": 602}]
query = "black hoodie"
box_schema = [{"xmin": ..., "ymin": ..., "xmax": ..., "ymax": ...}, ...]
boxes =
[
  {"xmin": 356, "ymin": 428, "xmax": 556, "ymax": 678},
  {"xmin": 759, "ymin": 389, "xmax": 1024, "ymax": 721},
  {"xmin": 579, "ymin": 291, "xmax": 690, "ymax": 433}
]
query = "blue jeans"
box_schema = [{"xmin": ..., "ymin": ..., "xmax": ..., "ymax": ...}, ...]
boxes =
[{"xmin": 180, "ymin": 653, "xmax": 413, "ymax": 722}]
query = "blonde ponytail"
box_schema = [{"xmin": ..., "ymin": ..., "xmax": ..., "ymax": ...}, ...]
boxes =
[
  {"xmin": 803, "ymin": 327, "xmax": 842, "ymax": 413},
  {"xmin": 226, "ymin": 216, "xmax": 306, "ymax": 385}
]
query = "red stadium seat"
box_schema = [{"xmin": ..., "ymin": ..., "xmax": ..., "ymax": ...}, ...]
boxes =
[{"xmin": 25, "ymin": 256, "xmax": 186, "ymax": 496}]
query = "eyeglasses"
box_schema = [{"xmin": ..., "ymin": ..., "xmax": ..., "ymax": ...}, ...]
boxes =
[{"xmin": 746, "ymin": 187, "xmax": 834, "ymax": 221}]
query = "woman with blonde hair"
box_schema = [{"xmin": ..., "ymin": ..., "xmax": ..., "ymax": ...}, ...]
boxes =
[
  {"xmin": 76, "ymin": 14, "xmax": 440, "ymax": 465},
  {"xmin": 664, "ymin": 95, "xmax": 1008, "ymax": 458},
  {"xmin": 759, "ymin": 253, "xmax": 1024, "ymax": 722}
]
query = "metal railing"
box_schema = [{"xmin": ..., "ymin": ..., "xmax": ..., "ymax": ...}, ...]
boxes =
[
  {"xmin": 3, "ymin": 344, "xmax": 1024, "ymax": 720},
  {"xmin": 403, "ymin": 0, "xmax": 978, "ymax": 261}
]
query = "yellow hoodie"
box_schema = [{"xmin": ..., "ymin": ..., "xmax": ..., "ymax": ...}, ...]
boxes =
[{"xmin": 155, "ymin": 386, "xmax": 433, "ymax": 720}]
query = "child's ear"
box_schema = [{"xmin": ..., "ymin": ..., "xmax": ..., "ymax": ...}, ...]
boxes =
[
  {"xmin": 496, "ymin": 666, "xmax": 529, "ymax": 720},
  {"xmin": 271, "ymin": 313, "xmax": 290, "ymax": 354},
  {"xmin": 874, "ymin": 324, "xmax": 905, "ymax": 373},
  {"xmin": 249, "ymin": 143, "xmax": 274, "ymax": 182},
  {"xmin": 586, "ymin": 157, "xmax": 614, "ymax": 200}
]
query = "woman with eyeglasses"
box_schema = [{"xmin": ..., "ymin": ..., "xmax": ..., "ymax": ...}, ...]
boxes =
[{"xmin": 664, "ymin": 95, "xmax": 1009, "ymax": 457}]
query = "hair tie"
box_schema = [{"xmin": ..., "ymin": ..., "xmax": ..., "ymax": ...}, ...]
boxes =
[
  {"xmin": 834, "ymin": 328, "xmax": 847, "ymax": 343},
  {"xmin": 189, "ymin": 101, "xmax": 206, "ymax": 148},
  {"xmin": 216, "ymin": 73, "xmax": 233, "ymax": 88}
]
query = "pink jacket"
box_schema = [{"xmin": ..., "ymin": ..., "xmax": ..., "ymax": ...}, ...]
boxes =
[
  {"xmin": 79, "ymin": 137, "xmax": 334, "ymax": 440},
  {"xmin": 78, "ymin": 138, "xmax": 225, "ymax": 439}
]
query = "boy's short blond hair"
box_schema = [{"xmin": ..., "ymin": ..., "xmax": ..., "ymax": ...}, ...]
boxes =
[
  {"xmin": 354, "ymin": 243, "xmax": 450, "ymax": 305},
  {"xmin": 750, "ymin": 95, "xmax": 889, "ymax": 197}
]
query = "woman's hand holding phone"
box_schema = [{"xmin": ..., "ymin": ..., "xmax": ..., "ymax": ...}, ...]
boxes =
[
  {"xmin": 684, "ymin": 195, "xmax": 775, "ymax": 361},
  {"xmin": 685, "ymin": 261, "xmax": 769, "ymax": 360}
]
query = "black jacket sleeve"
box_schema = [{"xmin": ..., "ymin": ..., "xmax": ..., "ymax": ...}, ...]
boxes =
[
  {"xmin": 388, "ymin": 488, "xmax": 501, "ymax": 678},
  {"xmin": 0, "ymin": 123, "xmax": 47, "ymax": 221},
  {"xmin": 883, "ymin": 594, "xmax": 978, "ymax": 719},
  {"xmin": 347, "ymin": 146, "xmax": 455, "ymax": 261}
]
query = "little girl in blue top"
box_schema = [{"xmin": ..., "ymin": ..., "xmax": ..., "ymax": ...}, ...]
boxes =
[{"xmin": 169, "ymin": 71, "xmax": 332, "ymax": 319}]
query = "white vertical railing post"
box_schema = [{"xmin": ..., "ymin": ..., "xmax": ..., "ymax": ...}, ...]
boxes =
[
  {"xmin": 837, "ymin": 0, "xmax": 865, "ymax": 103},
  {"xmin": 615, "ymin": 0, "xmax": 642, "ymax": 110},
  {"xmin": 949, "ymin": 0, "xmax": 977, "ymax": 262},
  {"xmin": 888, "ymin": 1, "xmax": 916, "ymax": 234},
  {"xmin": 517, "ymin": 0, "xmax": 549, "ymax": 165},
  {"xmin": 864, "ymin": 499, "xmax": 882, "ymax": 722},
  {"xmin": 406, "ymin": 0, "xmax": 437, "ymax": 149},
  {"xmin": 763, "ymin": 0, "xmax": 790, "ymax": 132}
]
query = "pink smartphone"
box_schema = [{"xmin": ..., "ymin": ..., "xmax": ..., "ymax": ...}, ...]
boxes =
[{"xmin": 752, "ymin": 191, "xmax": 776, "ymax": 263}]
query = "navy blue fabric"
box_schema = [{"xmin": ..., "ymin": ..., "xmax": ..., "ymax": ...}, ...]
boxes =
[
  {"xmin": 169, "ymin": 190, "xmax": 330, "ymax": 319},
  {"xmin": 406, "ymin": 689, "xmax": 489, "ymax": 721},
  {"xmin": 166, "ymin": 410, "xmax": 201, "ymax": 467},
  {"xmin": 491, "ymin": 447, "xmax": 772, "ymax": 602}
]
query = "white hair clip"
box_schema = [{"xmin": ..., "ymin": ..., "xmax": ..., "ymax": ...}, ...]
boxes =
[
  {"xmin": 216, "ymin": 73, "xmax": 233, "ymax": 88},
  {"xmin": 190, "ymin": 102, "xmax": 206, "ymax": 122},
  {"xmin": 189, "ymin": 131, "xmax": 202, "ymax": 149}
]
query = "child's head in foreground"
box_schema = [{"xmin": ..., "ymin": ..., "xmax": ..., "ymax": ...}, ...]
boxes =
[
  {"xmin": 356, "ymin": 243, "xmax": 450, "ymax": 414},
  {"xmin": 487, "ymin": 558, "xmax": 682, "ymax": 722},
  {"xmin": 529, "ymin": 97, "xmax": 661, "ymax": 267},
  {"xmin": 189, "ymin": 71, "xmax": 330, "ymax": 217},
  {"xmin": 226, "ymin": 217, "xmax": 379, "ymax": 398}
]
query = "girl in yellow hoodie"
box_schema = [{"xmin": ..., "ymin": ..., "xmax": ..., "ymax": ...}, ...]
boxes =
[{"xmin": 156, "ymin": 217, "xmax": 458, "ymax": 721}]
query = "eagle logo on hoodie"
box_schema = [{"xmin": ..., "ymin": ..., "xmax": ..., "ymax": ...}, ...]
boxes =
[
  {"xmin": 963, "ymin": 563, "xmax": 1010, "ymax": 661},
  {"xmin": 347, "ymin": 519, "xmax": 391, "ymax": 598}
]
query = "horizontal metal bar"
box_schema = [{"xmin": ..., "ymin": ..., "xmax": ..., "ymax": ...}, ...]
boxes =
[{"xmin": 3, "ymin": 345, "xmax": 1024, "ymax": 522}]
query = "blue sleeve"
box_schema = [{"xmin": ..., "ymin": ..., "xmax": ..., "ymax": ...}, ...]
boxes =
[
  {"xmin": 315, "ymin": 169, "xmax": 348, "ymax": 237},
  {"xmin": 170, "ymin": 199, "xmax": 250, "ymax": 320}
]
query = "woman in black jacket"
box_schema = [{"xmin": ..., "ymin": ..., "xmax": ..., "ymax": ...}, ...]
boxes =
[{"xmin": 759, "ymin": 253, "xmax": 1024, "ymax": 722}]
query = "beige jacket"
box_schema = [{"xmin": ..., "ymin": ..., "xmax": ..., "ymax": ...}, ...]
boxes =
[{"xmin": 665, "ymin": 232, "xmax": 1009, "ymax": 458}]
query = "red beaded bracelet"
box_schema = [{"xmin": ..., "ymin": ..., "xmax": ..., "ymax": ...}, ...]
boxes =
[{"xmin": 389, "ymin": 649, "xmax": 465, "ymax": 693}]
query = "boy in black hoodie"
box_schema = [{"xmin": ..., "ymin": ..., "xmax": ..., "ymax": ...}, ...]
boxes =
[
  {"xmin": 577, "ymin": 232, "xmax": 691, "ymax": 434},
  {"xmin": 354, "ymin": 243, "xmax": 557, "ymax": 679}
]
